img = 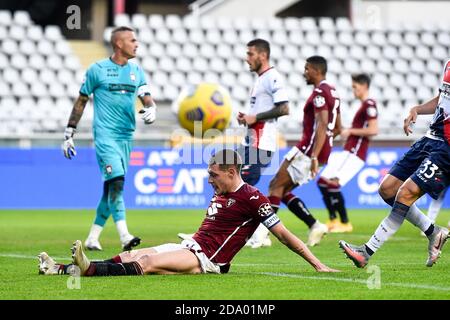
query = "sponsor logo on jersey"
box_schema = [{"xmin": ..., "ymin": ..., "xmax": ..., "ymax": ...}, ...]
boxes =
[
  {"xmin": 258, "ymin": 202, "xmax": 273, "ymax": 217},
  {"xmin": 130, "ymin": 72, "xmax": 136, "ymax": 81},
  {"xmin": 105, "ymin": 165, "xmax": 112, "ymax": 175},
  {"xmin": 367, "ymin": 107, "xmax": 377, "ymax": 117},
  {"xmin": 313, "ymin": 95, "xmax": 326, "ymax": 107}
]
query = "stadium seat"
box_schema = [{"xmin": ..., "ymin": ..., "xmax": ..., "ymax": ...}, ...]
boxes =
[
  {"xmin": 13, "ymin": 10, "xmax": 31, "ymax": 27},
  {"xmin": 132, "ymin": 14, "xmax": 148, "ymax": 29},
  {"xmin": 45, "ymin": 25, "xmax": 63, "ymax": 42},
  {"xmin": 155, "ymin": 28, "xmax": 172, "ymax": 44},
  {"xmin": 114, "ymin": 13, "xmax": 130, "ymax": 27},
  {"xmin": 175, "ymin": 56, "xmax": 192, "ymax": 73},
  {"xmin": 0, "ymin": 10, "xmax": 12, "ymax": 26},
  {"xmin": 165, "ymin": 14, "xmax": 182, "ymax": 30}
]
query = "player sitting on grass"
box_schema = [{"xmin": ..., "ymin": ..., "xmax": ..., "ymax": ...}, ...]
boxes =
[{"xmin": 38, "ymin": 149, "xmax": 338, "ymax": 276}]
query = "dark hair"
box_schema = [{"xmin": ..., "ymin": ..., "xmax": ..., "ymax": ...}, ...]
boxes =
[
  {"xmin": 351, "ymin": 73, "xmax": 371, "ymax": 87},
  {"xmin": 209, "ymin": 149, "xmax": 243, "ymax": 173},
  {"xmin": 247, "ymin": 38, "xmax": 271, "ymax": 59},
  {"xmin": 110, "ymin": 26, "xmax": 135, "ymax": 48},
  {"xmin": 306, "ymin": 55, "xmax": 327, "ymax": 75}
]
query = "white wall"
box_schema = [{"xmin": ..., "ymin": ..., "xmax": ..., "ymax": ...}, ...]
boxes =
[{"xmin": 351, "ymin": 0, "xmax": 450, "ymax": 28}]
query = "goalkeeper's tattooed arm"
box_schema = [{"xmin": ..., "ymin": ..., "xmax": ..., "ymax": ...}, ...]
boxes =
[{"xmin": 67, "ymin": 95, "xmax": 89, "ymax": 128}]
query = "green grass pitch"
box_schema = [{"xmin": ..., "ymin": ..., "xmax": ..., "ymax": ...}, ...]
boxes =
[{"xmin": 0, "ymin": 208, "xmax": 449, "ymax": 300}]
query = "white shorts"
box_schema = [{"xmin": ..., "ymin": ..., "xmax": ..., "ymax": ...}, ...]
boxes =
[
  {"xmin": 284, "ymin": 146, "xmax": 313, "ymax": 186},
  {"xmin": 152, "ymin": 239, "xmax": 221, "ymax": 274},
  {"xmin": 319, "ymin": 150, "xmax": 365, "ymax": 186}
]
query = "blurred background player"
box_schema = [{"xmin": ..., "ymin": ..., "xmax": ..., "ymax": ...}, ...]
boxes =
[
  {"xmin": 318, "ymin": 73, "xmax": 378, "ymax": 233},
  {"xmin": 179, "ymin": 39, "xmax": 290, "ymax": 248},
  {"xmin": 62, "ymin": 26, "xmax": 157, "ymax": 251},
  {"xmin": 267, "ymin": 56, "xmax": 342, "ymax": 247},
  {"xmin": 38, "ymin": 149, "xmax": 338, "ymax": 276},
  {"xmin": 340, "ymin": 59, "xmax": 450, "ymax": 268}
]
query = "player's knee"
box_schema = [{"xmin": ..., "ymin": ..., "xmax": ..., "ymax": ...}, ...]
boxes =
[
  {"xmin": 397, "ymin": 182, "xmax": 421, "ymax": 203},
  {"xmin": 136, "ymin": 254, "xmax": 156, "ymax": 274}
]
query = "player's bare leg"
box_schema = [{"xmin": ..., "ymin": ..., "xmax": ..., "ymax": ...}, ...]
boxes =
[{"xmin": 136, "ymin": 249, "xmax": 202, "ymax": 275}]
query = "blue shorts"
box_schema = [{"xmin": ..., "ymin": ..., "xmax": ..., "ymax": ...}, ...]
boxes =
[
  {"xmin": 95, "ymin": 138, "xmax": 133, "ymax": 181},
  {"xmin": 237, "ymin": 146, "xmax": 273, "ymax": 186},
  {"xmin": 389, "ymin": 137, "xmax": 450, "ymax": 200}
]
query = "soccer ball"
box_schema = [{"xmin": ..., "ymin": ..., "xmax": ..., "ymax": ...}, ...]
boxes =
[{"xmin": 174, "ymin": 83, "xmax": 232, "ymax": 136}]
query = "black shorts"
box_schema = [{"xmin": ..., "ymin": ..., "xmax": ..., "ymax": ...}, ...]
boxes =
[
  {"xmin": 389, "ymin": 137, "xmax": 450, "ymax": 199},
  {"xmin": 237, "ymin": 146, "xmax": 273, "ymax": 186}
]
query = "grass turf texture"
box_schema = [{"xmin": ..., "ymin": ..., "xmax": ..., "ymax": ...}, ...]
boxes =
[{"xmin": 0, "ymin": 208, "xmax": 449, "ymax": 300}]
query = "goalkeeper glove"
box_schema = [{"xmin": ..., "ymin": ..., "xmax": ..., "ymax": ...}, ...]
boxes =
[
  {"xmin": 140, "ymin": 104, "xmax": 156, "ymax": 124},
  {"xmin": 62, "ymin": 127, "xmax": 77, "ymax": 159}
]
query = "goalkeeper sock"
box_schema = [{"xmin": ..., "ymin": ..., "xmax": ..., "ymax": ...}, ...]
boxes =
[
  {"xmin": 94, "ymin": 182, "xmax": 111, "ymax": 226},
  {"xmin": 86, "ymin": 262, "xmax": 143, "ymax": 276},
  {"xmin": 108, "ymin": 177, "xmax": 126, "ymax": 223}
]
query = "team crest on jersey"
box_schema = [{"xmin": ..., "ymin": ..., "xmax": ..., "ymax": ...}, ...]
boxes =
[
  {"xmin": 367, "ymin": 107, "xmax": 377, "ymax": 117},
  {"xmin": 130, "ymin": 72, "xmax": 136, "ymax": 81},
  {"xmin": 226, "ymin": 198, "xmax": 236, "ymax": 207},
  {"xmin": 258, "ymin": 203, "xmax": 273, "ymax": 217},
  {"xmin": 105, "ymin": 165, "xmax": 112, "ymax": 175},
  {"xmin": 313, "ymin": 95, "xmax": 326, "ymax": 107}
]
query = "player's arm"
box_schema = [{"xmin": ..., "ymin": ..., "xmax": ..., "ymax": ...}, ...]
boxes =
[
  {"xmin": 343, "ymin": 118, "xmax": 378, "ymax": 138},
  {"xmin": 310, "ymin": 109, "xmax": 328, "ymax": 177},
  {"xmin": 269, "ymin": 222, "xmax": 339, "ymax": 272},
  {"xmin": 62, "ymin": 94, "xmax": 89, "ymax": 159},
  {"xmin": 333, "ymin": 111, "xmax": 343, "ymax": 138},
  {"xmin": 138, "ymin": 87, "xmax": 157, "ymax": 124},
  {"xmin": 404, "ymin": 95, "xmax": 439, "ymax": 135},
  {"xmin": 243, "ymin": 101, "xmax": 289, "ymax": 125}
]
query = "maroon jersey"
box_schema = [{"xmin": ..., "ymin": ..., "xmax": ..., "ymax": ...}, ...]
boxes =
[
  {"xmin": 193, "ymin": 183, "xmax": 280, "ymax": 266},
  {"xmin": 344, "ymin": 99, "xmax": 377, "ymax": 160},
  {"xmin": 296, "ymin": 81, "xmax": 341, "ymax": 164}
]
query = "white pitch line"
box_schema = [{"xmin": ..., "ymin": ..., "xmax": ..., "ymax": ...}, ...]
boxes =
[
  {"xmin": 255, "ymin": 272, "xmax": 450, "ymax": 292},
  {"xmin": 234, "ymin": 261, "xmax": 427, "ymax": 267},
  {"xmin": 0, "ymin": 253, "xmax": 72, "ymax": 261}
]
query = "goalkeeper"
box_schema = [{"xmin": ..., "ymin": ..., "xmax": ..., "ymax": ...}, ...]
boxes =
[{"xmin": 62, "ymin": 26, "xmax": 157, "ymax": 251}]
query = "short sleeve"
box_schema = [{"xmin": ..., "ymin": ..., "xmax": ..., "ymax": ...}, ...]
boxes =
[
  {"xmin": 268, "ymin": 72, "xmax": 289, "ymax": 104},
  {"xmin": 79, "ymin": 64, "xmax": 98, "ymax": 97},
  {"xmin": 366, "ymin": 100, "xmax": 378, "ymax": 119}
]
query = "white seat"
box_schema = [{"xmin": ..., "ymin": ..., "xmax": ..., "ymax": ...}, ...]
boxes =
[
  {"xmin": 389, "ymin": 74, "xmax": 405, "ymax": 89},
  {"xmin": 13, "ymin": 10, "xmax": 31, "ymax": 26},
  {"xmin": 28, "ymin": 54, "xmax": 46, "ymax": 70},
  {"xmin": 200, "ymin": 16, "xmax": 216, "ymax": 30},
  {"xmin": 318, "ymin": 17, "xmax": 334, "ymax": 31},
  {"xmin": 9, "ymin": 25, "xmax": 26, "ymax": 41},
  {"xmin": 382, "ymin": 45, "xmax": 398, "ymax": 60},
  {"xmin": 3, "ymin": 68, "xmax": 20, "ymax": 84},
  {"xmin": 239, "ymin": 30, "xmax": 255, "ymax": 44},
  {"xmin": 131, "ymin": 14, "xmax": 148, "ymax": 29},
  {"xmin": 141, "ymin": 56, "xmax": 156, "ymax": 72},
  {"xmin": 10, "ymin": 54, "xmax": 28, "ymax": 69},
  {"xmin": 335, "ymin": 17, "xmax": 352, "ymax": 32},
  {"xmin": 205, "ymin": 29, "xmax": 221, "ymax": 45},
  {"xmin": 386, "ymin": 32, "xmax": 403, "ymax": 46},
  {"xmin": 39, "ymin": 69, "xmax": 56, "ymax": 84},
  {"xmin": 366, "ymin": 45, "xmax": 382, "ymax": 61},
  {"xmin": 30, "ymin": 82, "xmax": 47, "ymax": 98},
  {"xmin": 148, "ymin": 14, "xmax": 164, "ymax": 30},
  {"xmin": 234, "ymin": 16, "xmax": 251, "ymax": 30},
  {"xmin": 165, "ymin": 14, "xmax": 182, "ymax": 30},
  {"xmin": 382, "ymin": 87, "xmax": 398, "ymax": 100},
  {"xmin": 56, "ymin": 69, "xmax": 74, "ymax": 85},
  {"xmin": 221, "ymin": 72, "xmax": 236, "ymax": 88},
  {"xmin": 337, "ymin": 31, "xmax": 353, "ymax": 46},
  {"xmin": 322, "ymin": 31, "xmax": 337, "ymax": 46},
  {"xmin": 268, "ymin": 17, "xmax": 284, "ymax": 32},
  {"xmin": 231, "ymin": 85, "xmax": 248, "ymax": 102},
  {"xmin": 151, "ymin": 70, "xmax": 169, "ymax": 87},
  {"xmin": 216, "ymin": 16, "xmax": 233, "ymax": 31},
  {"xmin": 284, "ymin": 17, "xmax": 300, "ymax": 31},
  {"xmin": 155, "ymin": 28, "xmax": 171, "ymax": 44},
  {"xmin": 284, "ymin": 44, "xmax": 299, "ymax": 60},
  {"xmin": 271, "ymin": 30, "xmax": 288, "ymax": 46},
  {"xmin": 288, "ymin": 72, "xmax": 304, "ymax": 89},
  {"xmin": 2, "ymin": 39, "xmax": 18, "ymax": 55},
  {"xmin": 186, "ymin": 71, "xmax": 202, "ymax": 85},
  {"xmin": 0, "ymin": 52, "xmax": 8, "ymax": 69},
  {"xmin": 316, "ymin": 45, "xmax": 332, "ymax": 59},
  {"xmin": 371, "ymin": 31, "xmax": 387, "ymax": 46},
  {"xmin": 204, "ymin": 72, "xmax": 219, "ymax": 84},
  {"xmin": 393, "ymin": 59, "xmax": 409, "ymax": 74},
  {"xmin": 66, "ymin": 83, "xmax": 80, "ymax": 99},
  {"xmin": 166, "ymin": 42, "xmax": 181, "ymax": 58},
  {"xmin": 103, "ymin": 27, "xmax": 113, "ymax": 43},
  {"xmin": 288, "ymin": 30, "xmax": 304, "ymax": 46},
  {"xmin": 210, "ymin": 58, "xmax": 226, "ymax": 73},
  {"xmin": 427, "ymin": 59, "xmax": 444, "ymax": 74},
  {"xmin": 175, "ymin": 56, "xmax": 192, "ymax": 73},
  {"xmin": 328, "ymin": 58, "xmax": 344, "ymax": 74},
  {"xmin": 192, "ymin": 57, "xmax": 208, "ymax": 72},
  {"xmin": 227, "ymin": 57, "xmax": 244, "ymax": 74},
  {"xmin": 250, "ymin": 17, "xmax": 266, "ymax": 31},
  {"xmin": 169, "ymin": 71, "xmax": 186, "ymax": 87},
  {"xmin": 422, "ymin": 73, "xmax": 439, "ymax": 90},
  {"xmin": 37, "ymin": 40, "xmax": 54, "ymax": 56},
  {"xmin": 398, "ymin": 46, "xmax": 414, "ymax": 60},
  {"xmin": 199, "ymin": 43, "xmax": 215, "ymax": 59},
  {"xmin": 148, "ymin": 42, "xmax": 164, "ymax": 57},
  {"xmin": 233, "ymin": 43, "xmax": 246, "ymax": 59},
  {"xmin": 223, "ymin": 29, "xmax": 239, "ymax": 44},
  {"xmin": 189, "ymin": 29, "xmax": 205, "ymax": 45},
  {"xmin": 404, "ymin": 32, "xmax": 420, "ymax": 46},
  {"xmin": 27, "ymin": 25, "xmax": 43, "ymax": 41},
  {"xmin": 137, "ymin": 28, "xmax": 153, "ymax": 44},
  {"xmin": 354, "ymin": 31, "xmax": 370, "ymax": 46},
  {"xmin": 0, "ymin": 10, "xmax": 12, "ymax": 26},
  {"xmin": 360, "ymin": 59, "xmax": 376, "ymax": 75},
  {"xmin": 304, "ymin": 31, "xmax": 320, "ymax": 45},
  {"xmin": 377, "ymin": 59, "xmax": 393, "ymax": 74},
  {"xmin": 49, "ymin": 82, "xmax": 66, "ymax": 98},
  {"xmin": 216, "ymin": 43, "xmax": 233, "ymax": 60},
  {"xmin": 159, "ymin": 57, "xmax": 174, "ymax": 72},
  {"xmin": 55, "ymin": 42, "xmax": 72, "ymax": 56},
  {"xmin": 299, "ymin": 17, "xmax": 316, "ymax": 32},
  {"xmin": 431, "ymin": 45, "xmax": 447, "ymax": 60},
  {"xmin": 299, "ymin": 44, "xmax": 315, "ymax": 59},
  {"xmin": 182, "ymin": 15, "xmax": 200, "ymax": 29},
  {"xmin": 416, "ymin": 87, "xmax": 433, "ymax": 101},
  {"xmin": 0, "ymin": 82, "xmax": 10, "ymax": 97},
  {"xmin": 237, "ymin": 72, "xmax": 253, "ymax": 87},
  {"xmin": 277, "ymin": 59, "xmax": 292, "ymax": 74},
  {"xmin": 19, "ymin": 39, "xmax": 36, "ymax": 56},
  {"xmin": 399, "ymin": 86, "xmax": 416, "ymax": 100},
  {"xmin": 11, "ymin": 82, "xmax": 29, "ymax": 97},
  {"xmin": 420, "ymin": 32, "xmax": 436, "ymax": 47},
  {"xmin": 64, "ymin": 55, "xmax": 80, "ymax": 71},
  {"xmin": 46, "ymin": 55, "xmax": 64, "ymax": 71},
  {"xmin": 114, "ymin": 14, "xmax": 130, "ymax": 27},
  {"xmin": 45, "ymin": 26, "xmax": 63, "ymax": 42},
  {"xmin": 349, "ymin": 45, "xmax": 364, "ymax": 60},
  {"xmin": 182, "ymin": 43, "xmax": 198, "ymax": 58},
  {"xmin": 171, "ymin": 28, "xmax": 187, "ymax": 44}
]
